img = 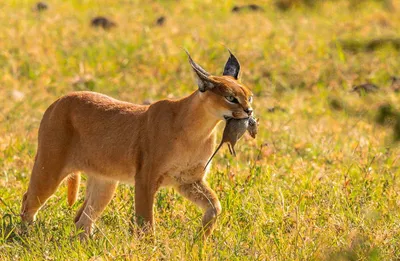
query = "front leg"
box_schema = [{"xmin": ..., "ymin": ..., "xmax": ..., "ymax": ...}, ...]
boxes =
[
  {"xmin": 177, "ymin": 181, "xmax": 222, "ymax": 239},
  {"xmin": 135, "ymin": 180, "xmax": 156, "ymax": 234}
]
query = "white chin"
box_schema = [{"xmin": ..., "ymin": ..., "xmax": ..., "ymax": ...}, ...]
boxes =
[
  {"xmin": 224, "ymin": 114, "xmax": 249, "ymax": 120},
  {"xmin": 221, "ymin": 111, "xmax": 232, "ymax": 120}
]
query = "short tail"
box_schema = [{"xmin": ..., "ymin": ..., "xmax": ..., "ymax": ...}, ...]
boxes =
[{"xmin": 67, "ymin": 173, "xmax": 81, "ymax": 206}]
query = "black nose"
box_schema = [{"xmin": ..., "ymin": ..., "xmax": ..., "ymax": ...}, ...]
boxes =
[{"xmin": 244, "ymin": 108, "xmax": 253, "ymax": 116}]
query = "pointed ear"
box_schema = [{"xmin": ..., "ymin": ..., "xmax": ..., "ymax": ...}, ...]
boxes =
[
  {"xmin": 185, "ymin": 50, "xmax": 216, "ymax": 92},
  {"xmin": 223, "ymin": 50, "xmax": 240, "ymax": 79}
]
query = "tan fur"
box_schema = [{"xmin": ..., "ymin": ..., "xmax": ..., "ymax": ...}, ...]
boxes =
[{"xmin": 20, "ymin": 58, "xmax": 253, "ymax": 239}]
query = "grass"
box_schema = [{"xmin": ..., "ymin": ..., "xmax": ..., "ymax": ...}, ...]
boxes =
[{"xmin": 1, "ymin": 0, "xmax": 400, "ymax": 259}]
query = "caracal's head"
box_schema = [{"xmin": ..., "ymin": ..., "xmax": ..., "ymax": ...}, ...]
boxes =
[{"xmin": 186, "ymin": 50, "xmax": 253, "ymax": 120}]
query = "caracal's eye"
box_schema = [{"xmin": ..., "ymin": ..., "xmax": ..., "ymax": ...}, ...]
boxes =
[
  {"xmin": 249, "ymin": 96, "xmax": 253, "ymax": 103},
  {"xmin": 225, "ymin": 96, "xmax": 239, "ymax": 104}
]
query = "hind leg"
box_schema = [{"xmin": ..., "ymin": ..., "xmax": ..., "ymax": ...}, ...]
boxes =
[
  {"xmin": 230, "ymin": 141, "xmax": 237, "ymax": 157},
  {"xmin": 75, "ymin": 177, "xmax": 118, "ymax": 238},
  {"xmin": 21, "ymin": 153, "xmax": 68, "ymax": 223},
  {"xmin": 228, "ymin": 144, "xmax": 233, "ymax": 155},
  {"xmin": 228, "ymin": 143, "xmax": 237, "ymax": 156}
]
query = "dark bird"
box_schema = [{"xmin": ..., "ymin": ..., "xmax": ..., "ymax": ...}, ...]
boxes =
[
  {"xmin": 350, "ymin": 83, "xmax": 379, "ymax": 95},
  {"xmin": 35, "ymin": 2, "xmax": 48, "ymax": 11},
  {"xmin": 156, "ymin": 16, "xmax": 166, "ymax": 26},
  {"xmin": 91, "ymin": 16, "xmax": 117, "ymax": 30},
  {"xmin": 390, "ymin": 76, "xmax": 400, "ymax": 92}
]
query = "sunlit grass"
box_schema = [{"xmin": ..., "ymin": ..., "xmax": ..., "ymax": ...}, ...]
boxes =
[{"xmin": 1, "ymin": 0, "xmax": 400, "ymax": 260}]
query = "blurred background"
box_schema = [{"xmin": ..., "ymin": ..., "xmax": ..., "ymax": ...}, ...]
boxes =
[{"xmin": 1, "ymin": 0, "xmax": 400, "ymax": 260}]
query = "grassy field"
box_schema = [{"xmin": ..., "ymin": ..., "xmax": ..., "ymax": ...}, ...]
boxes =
[{"xmin": 1, "ymin": 0, "xmax": 400, "ymax": 260}]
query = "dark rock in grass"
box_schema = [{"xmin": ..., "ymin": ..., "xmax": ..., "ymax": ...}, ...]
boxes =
[
  {"xmin": 231, "ymin": 4, "xmax": 264, "ymax": 13},
  {"xmin": 232, "ymin": 6, "xmax": 241, "ymax": 12},
  {"xmin": 329, "ymin": 97, "xmax": 344, "ymax": 111},
  {"xmin": 274, "ymin": 0, "xmax": 316, "ymax": 10},
  {"xmin": 390, "ymin": 76, "xmax": 400, "ymax": 93},
  {"xmin": 36, "ymin": 2, "xmax": 48, "ymax": 11},
  {"xmin": 248, "ymin": 4, "xmax": 264, "ymax": 11},
  {"xmin": 274, "ymin": 0, "xmax": 293, "ymax": 11},
  {"xmin": 156, "ymin": 16, "xmax": 166, "ymax": 26},
  {"xmin": 91, "ymin": 16, "xmax": 117, "ymax": 30},
  {"xmin": 350, "ymin": 83, "xmax": 379, "ymax": 95}
]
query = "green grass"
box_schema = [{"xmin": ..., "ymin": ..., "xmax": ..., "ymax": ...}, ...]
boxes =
[{"xmin": 1, "ymin": 0, "xmax": 400, "ymax": 259}]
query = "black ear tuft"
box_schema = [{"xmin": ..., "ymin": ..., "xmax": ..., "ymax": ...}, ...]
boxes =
[
  {"xmin": 185, "ymin": 50, "xmax": 215, "ymax": 92},
  {"xmin": 223, "ymin": 50, "xmax": 240, "ymax": 79}
]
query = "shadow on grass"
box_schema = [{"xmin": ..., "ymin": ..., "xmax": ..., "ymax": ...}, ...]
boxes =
[
  {"xmin": 328, "ymin": 95, "xmax": 400, "ymax": 143},
  {"xmin": 337, "ymin": 38, "xmax": 400, "ymax": 53}
]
